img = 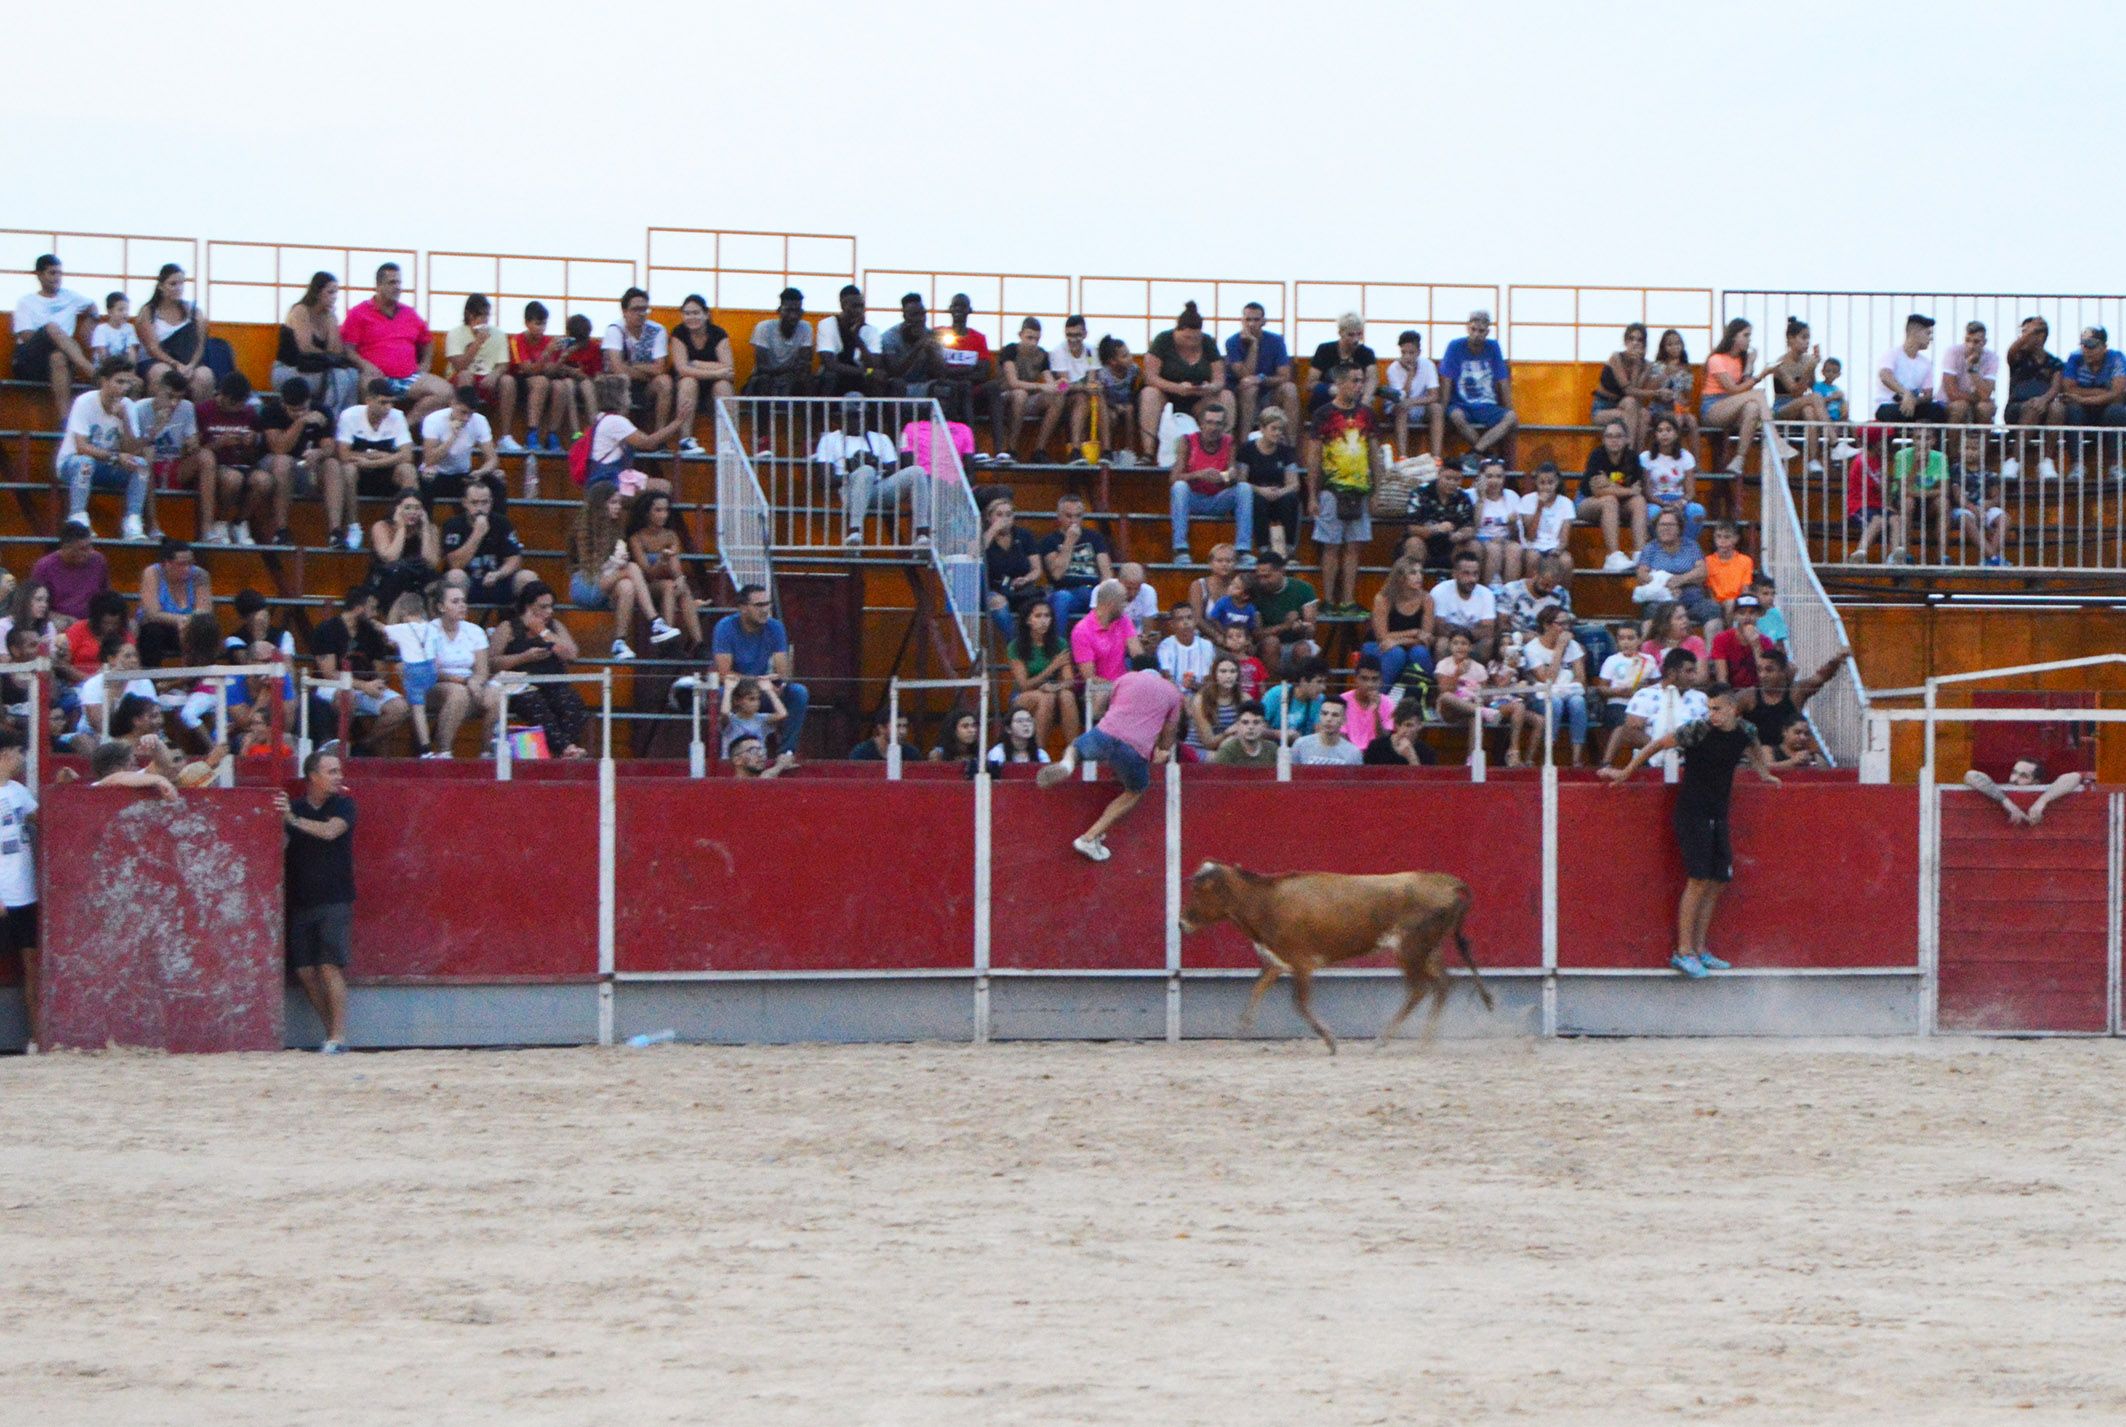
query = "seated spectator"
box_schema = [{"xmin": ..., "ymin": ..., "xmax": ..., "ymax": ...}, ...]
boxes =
[
  {"xmin": 1471, "ymin": 458, "xmax": 1522, "ymax": 585},
  {"xmin": 815, "ymin": 284, "xmax": 882, "ymax": 399},
  {"xmin": 934, "ymin": 293, "xmax": 992, "ymax": 424},
  {"xmin": 1517, "ymin": 461, "xmax": 1578, "ymax": 578},
  {"xmin": 816, "ymin": 394, "xmax": 918, "ymax": 549},
  {"xmin": 2004, "ymin": 317, "xmax": 2065, "ymax": 481},
  {"xmin": 1700, "ymin": 318, "xmax": 1788, "ymax": 474},
  {"xmin": 712, "ymin": 585, "xmax": 810, "ymax": 757},
  {"xmin": 1157, "ymin": 602, "xmax": 1216, "ymax": 693},
  {"xmin": 422, "ymin": 583, "xmax": 497, "ymax": 757},
  {"xmin": 1703, "ymin": 521, "xmax": 1754, "ymax": 613},
  {"xmin": 1049, "ymin": 315, "xmax": 1101, "ymax": 455},
  {"xmin": 625, "ymin": 490, "xmax": 700, "ymax": 648},
  {"xmin": 604, "ymin": 287, "xmax": 675, "ymax": 436},
  {"xmin": 310, "ymin": 587, "xmax": 412, "ymax": 754},
  {"xmin": 1618, "ymin": 648, "xmax": 1709, "ymax": 759},
  {"xmin": 992, "ymin": 317, "xmax": 1061, "ymax": 459},
  {"xmin": 1595, "ymin": 620, "xmax": 1661, "ymax": 764},
  {"xmin": 1261, "ymin": 658, "xmax": 1328, "ymax": 742},
  {"xmin": 488, "ymin": 581, "xmax": 590, "ymax": 759},
  {"xmin": 63, "ymin": 589, "xmax": 130, "ymax": 677},
  {"xmin": 136, "ymin": 537, "xmax": 212, "ymax": 668},
  {"xmin": 366, "ymin": 490, "xmax": 441, "ymax": 616},
  {"xmin": 1168, "ymin": 401, "xmax": 1252, "ymax": 563},
  {"xmin": 1384, "ymin": 329, "xmax": 1443, "ymax": 459},
  {"xmin": 1429, "ymin": 551, "xmax": 1498, "ymax": 662},
  {"xmin": 1813, "ymin": 358, "xmax": 1847, "ymax": 422},
  {"xmin": 1204, "ymin": 573, "xmax": 1259, "ymax": 643},
  {"xmin": 1578, "ymin": 417, "xmax": 1648, "ymax": 570},
  {"xmin": 175, "ymin": 612, "xmax": 254, "ymax": 752},
  {"xmin": 744, "ymin": 287, "xmax": 815, "ymax": 398},
  {"xmin": 1309, "ymin": 362, "xmax": 1379, "ymax": 615},
  {"xmin": 135, "ymin": 264, "xmax": 230, "ymax": 408},
  {"xmin": 328, "ymin": 379, "xmax": 418, "ymax": 550},
  {"xmin": 978, "ymin": 496, "xmax": 1041, "ymax": 641},
  {"xmin": 1305, "ymin": 312, "xmax": 1378, "ymax": 415},
  {"xmin": 584, "ymin": 374, "xmax": 684, "ymax": 496},
  {"xmin": 988, "ymin": 708, "xmax": 1050, "ymax": 770},
  {"xmin": 87, "ymin": 737, "xmax": 179, "ymax": 796},
  {"xmin": 257, "ymin": 377, "xmax": 329, "ymax": 544},
  {"xmin": 881, "ymin": 293, "xmax": 949, "ymax": 401},
  {"xmin": 443, "ymin": 294, "xmax": 509, "ymax": 431},
  {"xmin": 1641, "ymin": 414, "xmax": 1705, "ymax": 544},
  {"xmin": 55, "ymin": 357, "xmax": 148, "ymax": 541},
  {"xmin": 1644, "ymin": 601, "xmax": 1707, "ymax": 665},
  {"xmin": 442, "ymin": 480, "xmax": 534, "ymax": 610},
  {"xmin": 1874, "ymin": 313, "xmax": 1947, "ymax": 425},
  {"xmin": 1946, "ymin": 430, "xmax": 2011, "ymax": 566},
  {"xmin": 1647, "ymin": 328, "xmax": 1700, "ymax": 444},
  {"xmin": 1515, "ymin": 605, "xmax": 1590, "ymax": 767},
  {"xmin": 13, "ymin": 253, "xmax": 98, "ymax": 425},
  {"xmin": 1410, "ymin": 459, "xmax": 1478, "ymax": 574},
  {"xmin": 1637, "ymin": 508, "xmax": 1723, "ymax": 638},
  {"xmin": 1441, "ymin": 310, "xmax": 1517, "ymax": 465},
  {"xmin": 1184, "ymin": 653, "xmax": 1247, "ymax": 754},
  {"xmin": 1708, "ymin": 597, "xmax": 1773, "ymax": 688},
  {"xmin": 503, "ymin": 301, "xmax": 572, "ymax": 458},
  {"xmin": 1117, "ymin": 562, "xmax": 1159, "ymax": 629},
  {"xmin": 1092, "ymin": 336, "xmax": 1142, "ymax": 463},
  {"xmin": 1184, "ymin": 543, "xmax": 1240, "ymax": 627},
  {"xmin": 378, "ymin": 592, "xmax": 436, "ymax": 754},
  {"xmin": 1007, "ymin": 599, "xmax": 1079, "ymax": 749},
  {"xmin": 2063, "ymin": 325, "xmax": 2126, "ymax": 478},
  {"xmin": 1592, "ymin": 322, "xmax": 1664, "ymax": 449},
  {"xmin": 196, "ymin": 371, "xmax": 279, "ymax": 547},
  {"xmin": 1, "ymin": 580, "xmax": 59, "ymax": 666},
  {"xmin": 669, "ymin": 295, "xmax": 736, "ymax": 456},
  {"xmin": 132, "ymin": 369, "xmax": 211, "ymax": 542},
  {"xmin": 1218, "ymin": 622, "xmax": 1266, "ymax": 699},
  {"xmin": 848, "ymin": 707, "xmax": 920, "ymax": 762},
  {"xmin": 730, "ymin": 733, "xmax": 798, "ymax": 779},
  {"xmin": 928, "ymin": 710, "xmax": 982, "ymax": 767},
  {"xmin": 571, "ymin": 481, "xmax": 665, "ymax": 659},
  {"xmin": 1235, "ymin": 406, "xmax": 1303, "ymax": 557},
  {"xmin": 419, "ymin": 386, "xmax": 501, "ymax": 501},
  {"xmin": 1225, "ymin": 301, "xmax": 1298, "ymax": 437},
  {"xmin": 1340, "ymin": 654, "xmax": 1401, "ymax": 747},
  {"xmin": 1069, "ymin": 578, "xmax": 1141, "ymax": 722},
  {"xmin": 1248, "ymin": 550, "xmax": 1318, "ymax": 674},
  {"xmin": 1362, "ymin": 698, "xmax": 1437, "ymax": 768},
  {"xmin": 1291, "ymin": 697, "xmax": 1362, "ymax": 767},
  {"xmin": 560, "ymin": 314, "xmax": 604, "ymax": 430},
  {"xmin": 1038, "ymin": 493, "xmax": 1114, "ymax": 628},
  {"xmin": 342, "ymin": 263, "xmax": 452, "ymax": 424},
  {"xmin": 1366, "ymin": 555, "xmax": 1434, "ymax": 692},
  {"xmin": 273, "ymin": 272, "xmax": 361, "ymax": 420},
  {"xmin": 1212, "ymin": 700, "xmax": 1278, "ymax": 766},
  {"xmin": 1499, "ymin": 552, "xmax": 1573, "ymax": 640},
  {"xmin": 1139, "ymin": 302, "xmax": 1233, "ymax": 461},
  {"xmin": 72, "ymin": 635, "xmax": 150, "ymax": 749},
  {"xmin": 91, "ymin": 291, "xmax": 142, "ymax": 380},
  {"xmin": 1769, "ymin": 317, "xmax": 1833, "ymax": 475}
]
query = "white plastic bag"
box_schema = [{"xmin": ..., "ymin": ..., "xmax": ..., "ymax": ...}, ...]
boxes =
[{"xmin": 1155, "ymin": 407, "xmax": 1200, "ymax": 467}]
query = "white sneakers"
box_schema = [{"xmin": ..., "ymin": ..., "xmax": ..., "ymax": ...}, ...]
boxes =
[
  {"xmin": 344, "ymin": 524, "xmax": 365, "ymax": 551},
  {"xmin": 497, "ymin": 435, "xmax": 528, "ymax": 456},
  {"xmin": 120, "ymin": 514, "xmax": 145, "ymax": 541},
  {"xmin": 679, "ymin": 437, "xmax": 706, "ymax": 458},
  {"xmin": 611, "ymin": 639, "xmax": 636, "ymax": 660},
  {"xmin": 1602, "ymin": 550, "xmax": 1635, "ymax": 573},
  {"xmin": 231, "ymin": 521, "xmax": 254, "ymax": 546},
  {"xmin": 648, "ymin": 618, "xmax": 682, "ymax": 644},
  {"xmin": 203, "ymin": 520, "xmax": 230, "ymax": 543},
  {"xmin": 1072, "ymin": 834, "xmax": 1111, "ymax": 863}
]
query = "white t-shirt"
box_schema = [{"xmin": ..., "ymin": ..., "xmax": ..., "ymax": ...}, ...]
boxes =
[
  {"xmin": 1157, "ymin": 633, "xmax": 1217, "ymax": 690},
  {"xmin": 75, "ymin": 673, "xmax": 156, "ymax": 736},
  {"xmin": 1123, "ymin": 585, "xmax": 1158, "ymax": 624},
  {"xmin": 1598, "ymin": 650, "xmax": 1660, "ymax": 706},
  {"xmin": 14, "ymin": 287, "xmax": 94, "ymax": 338},
  {"xmin": 1640, "ymin": 448, "xmax": 1697, "ymax": 502},
  {"xmin": 1519, "ymin": 638, "xmax": 1586, "ymax": 696},
  {"xmin": 813, "ymin": 430, "xmax": 898, "ymax": 469},
  {"xmin": 1291, "ymin": 733, "xmax": 1364, "ymax": 766},
  {"xmin": 603, "ymin": 321, "xmax": 669, "ymax": 365},
  {"xmin": 1875, "ymin": 345, "xmax": 1936, "ymax": 408},
  {"xmin": 1625, "ymin": 684, "xmax": 1710, "ymax": 737},
  {"xmin": 1050, "ymin": 343, "xmax": 1099, "ymax": 384},
  {"xmin": 814, "ymin": 315, "xmax": 880, "ymax": 357},
  {"xmin": 1518, "ymin": 491, "xmax": 1577, "ymax": 550},
  {"xmin": 383, "ymin": 621, "xmax": 434, "ymax": 665},
  {"xmin": 1940, "ymin": 344, "xmax": 1999, "ymax": 394},
  {"xmin": 91, "ymin": 320, "xmax": 142, "ymax": 363},
  {"xmin": 1385, "ymin": 356, "xmax": 1439, "ymax": 402},
  {"xmin": 419, "ymin": 408, "xmax": 493, "ymax": 474},
  {"xmin": 427, "ymin": 619, "xmax": 487, "ymax": 679},
  {"xmin": 56, "ymin": 390, "xmax": 140, "ymax": 467},
  {"xmin": 1429, "ymin": 578, "xmax": 1497, "ymax": 629},
  {"xmin": 1475, "ymin": 493, "xmax": 1518, "ymax": 541},
  {"xmin": 590, "ymin": 412, "xmax": 638, "ymax": 464},
  {"xmin": 335, "ymin": 405, "xmax": 411, "ymax": 453},
  {"xmin": 0, "ymin": 781, "xmax": 35, "ymax": 908},
  {"xmin": 985, "ymin": 741, "xmax": 1051, "ymax": 769}
]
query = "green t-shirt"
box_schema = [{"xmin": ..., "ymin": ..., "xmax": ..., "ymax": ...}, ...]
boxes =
[
  {"xmin": 1213, "ymin": 738, "xmax": 1279, "ymax": 766},
  {"xmin": 1252, "ymin": 577, "xmax": 1317, "ymax": 629},
  {"xmin": 1891, "ymin": 446, "xmax": 1948, "ymax": 491}
]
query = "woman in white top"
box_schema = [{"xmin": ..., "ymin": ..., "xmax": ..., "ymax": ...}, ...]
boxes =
[
  {"xmin": 425, "ymin": 583, "xmax": 498, "ymax": 757},
  {"xmin": 135, "ymin": 264, "xmax": 219, "ymax": 405},
  {"xmin": 584, "ymin": 374, "xmax": 685, "ymax": 498},
  {"xmin": 1640, "ymin": 415, "xmax": 1704, "ymax": 545},
  {"xmin": 1472, "ymin": 463, "xmax": 1523, "ymax": 585},
  {"xmin": 1516, "ymin": 461, "xmax": 1577, "ymax": 561},
  {"xmin": 1514, "ymin": 605, "xmax": 1590, "ymax": 766},
  {"xmin": 986, "ymin": 708, "xmax": 1051, "ymax": 770}
]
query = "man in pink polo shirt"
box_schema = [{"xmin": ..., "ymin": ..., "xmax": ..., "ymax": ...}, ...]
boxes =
[
  {"xmin": 1068, "ymin": 577, "xmax": 1142, "ymax": 722},
  {"xmin": 1036, "ymin": 651, "xmax": 1182, "ymax": 862},
  {"xmin": 341, "ymin": 262, "xmax": 453, "ymax": 425}
]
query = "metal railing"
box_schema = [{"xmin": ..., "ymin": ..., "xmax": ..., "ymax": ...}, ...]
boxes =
[
  {"xmin": 1774, "ymin": 418, "xmax": 2126, "ymax": 570},
  {"xmin": 203, "ymin": 240, "xmax": 419, "ymax": 325},
  {"xmin": 923, "ymin": 403, "xmax": 986, "ymax": 662},
  {"xmin": 644, "ymin": 228, "xmax": 857, "ymax": 313},
  {"xmin": 861, "ymin": 270, "xmax": 1073, "ymax": 354},
  {"xmin": 713, "ymin": 400, "xmax": 775, "ymax": 605},
  {"xmin": 423, "ymin": 251, "xmax": 639, "ymax": 333},
  {"xmin": 1505, "ymin": 285, "xmax": 1716, "ymax": 364},
  {"xmin": 1291, "ymin": 281, "xmax": 1500, "ymax": 364},
  {"xmin": 1076, "ymin": 276, "xmax": 1289, "ymax": 354},
  {"xmin": 0, "ymin": 231, "xmax": 199, "ymax": 307},
  {"xmin": 1757, "ymin": 425, "xmax": 1870, "ymax": 768}
]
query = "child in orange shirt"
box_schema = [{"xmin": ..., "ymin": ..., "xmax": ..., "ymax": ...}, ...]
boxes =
[{"xmin": 1703, "ymin": 521, "xmax": 1755, "ymax": 614}]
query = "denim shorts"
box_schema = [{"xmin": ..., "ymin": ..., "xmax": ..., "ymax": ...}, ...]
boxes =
[
  {"xmin": 1072, "ymin": 726, "xmax": 1152, "ymax": 793},
  {"xmin": 1453, "ymin": 400, "xmax": 1508, "ymax": 429},
  {"xmin": 400, "ymin": 659, "xmax": 438, "ymax": 706},
  {"xmin": 569, "ymin": 569, "xmax": 610, "ymax": 609}
]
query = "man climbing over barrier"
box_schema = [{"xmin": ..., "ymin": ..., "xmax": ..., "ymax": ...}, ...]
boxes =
[
  {"xmin": 1600, "ymin": 683, "xmax": 1781, "ymax": 978},
  {"xmin": 1035, "ymin": 651, "xmax": 1181, "ymax": 863},
  {"xmin": 1965, "ymin": 760, "xmax": 2086, "ymax": 826}
]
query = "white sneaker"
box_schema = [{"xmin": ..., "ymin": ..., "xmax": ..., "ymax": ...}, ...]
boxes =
[
  {"xmin": 1830, "ymin": 437, "xmax": 1861, "ymax": 463},
  {"xmin": 611, "ymin": 639, "xmax": 636, "ymax": 660},
  {"xmin": 344, "ymin": 524, "xmax": 365, "ymax": 551},
  {"xmin": 1072, "ymin": 834, "xmax": 1112, "ymax": 863},
  {"xmin": 121, "ymin": 514, "xmax": 146, "ymax": 541},
  {"xmin": 1807, "ymin": 459, "xmax": 1825, "ymax": 475},
  {"xmin": 232, "ymin": 521, "xmax": 254, "ymax": 546},
  {"xmin": 318, "ymin": 1040, "xmax": 345, "ymax": 1055},
  {"xmin": 679, "ymin": 437, "xmax": 706, "ymax": 458},
  {"xmin": 649, "ymin": 618, "xmax": 682, "ymax": 644},
  {"xmin": 2039, "ymin": 457, "xmax": 2060, "ymax": 481},
  {"xmin": 1602, "ymin": 550, "xmax": 1635, "ymax": 573},
  {"xmin": 1036, "ymin": 759, "xmax": 1075, "ymax": 789},
  {"xmin": 497, "ymin": 435, "xmax": 528, "ymax": 455},
  {"xmin": 204, "ymin": 521, "xmax": 230, "ymax": 543},
  {"xmin": 2000, "ymin": 458, "xmax": 2021, "ymax": 481},
  {"xmin": 2070, "ymin": 465, "xmax": 2088, "ymax": 483}
]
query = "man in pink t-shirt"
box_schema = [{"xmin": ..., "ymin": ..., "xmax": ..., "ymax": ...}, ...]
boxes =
[
  {"xmin": 1068, "ymin": 577, "xmax": 1142, "ymax": 721},
  {"xmin": 1036, "ymin": 654, "xmax": 1182, "ymax": 862},
  {"xmin": 341, "ymin": 262, "xmax": 452, "ymax": 424}
]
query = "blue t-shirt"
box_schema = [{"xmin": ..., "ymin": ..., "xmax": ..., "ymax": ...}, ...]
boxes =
[
  {"xmin": 1441, "ymin": 338, "xmax": 1509, "ymax": 406},
  {"xmin": 1261, "ymin": 684, "xmax": 1321, "ymax": 738},
  {"xmin": 711, "ymin": 613, "xmax": 789, "ymax": 676},
  {"xmin": 1223, "ymin": 330, "xmax": 1290, "ymax": 380},
  {"xmin": 1757, "ymin": 606, "xmax": 1789, "ymax": 647},
  {"xmin": 1638, "ymin": 541, "xmax": 1703, "ymax": 583},
  {"xmin": 1810, "ymin": 380, "xmax": 1845, "ymax": 422},
  {"xmin": 1205, "ymin": 596, "xmax": 1260, "ymax": 636},
  {"xmin": 2065, "ymin": 348, "xmax": 2126, "ymax": 391}
]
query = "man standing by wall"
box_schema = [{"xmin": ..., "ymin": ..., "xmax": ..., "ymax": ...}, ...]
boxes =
[{"xmin": 276, "ymin": 749, "xmax": 355, "ymax": 1053}]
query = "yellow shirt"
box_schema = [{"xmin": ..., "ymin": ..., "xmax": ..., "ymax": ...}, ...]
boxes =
[{"xmin": 446, "ymin": 323, "xmax": 508, "ymax": 377}]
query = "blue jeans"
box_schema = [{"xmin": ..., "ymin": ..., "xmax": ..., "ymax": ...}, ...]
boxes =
[
  {"xmin": 1169, "ymin": 480, "xmax": 1255, "ymax": 554},
  {"xmin": 1072, "ymin": 726, "xmax": 1151, "ymax": 793},
  {"xmin": 60, "ymin": 455, "xmax": 146, "ymax": 519},
  {"xmin": 1362, "ymin": 641, "xmax": 1435, "ymax": 691},
  {"xmin": 777, "ymin": 681, "xmax": 810, "ymax": 755},
  {"xmin": 1049, "ymin": 585, "xmax": 1096, "ymax": 632},
  {"xmin": 1529, "ymin": 691, "xmax": 1589, "ymax": 747},
  {"xmin": 1653, "ymin": 496, "xmax": 1705, "ymax": 545}
]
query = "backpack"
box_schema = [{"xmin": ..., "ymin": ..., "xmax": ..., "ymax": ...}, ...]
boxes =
[{"xmin": 567, "ymin": 426, "xmax": 595, "ymax": 485}]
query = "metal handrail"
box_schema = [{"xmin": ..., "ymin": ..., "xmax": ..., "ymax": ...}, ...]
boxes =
[{"xmin": 1757, "ymin": 423, "xmax": 1869, "ymax": 768}]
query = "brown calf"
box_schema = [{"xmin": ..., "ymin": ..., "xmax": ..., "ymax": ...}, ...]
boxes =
[{"xmin": 1177, "ymin": 861, "xmax": 1492, "ymax": 1053}]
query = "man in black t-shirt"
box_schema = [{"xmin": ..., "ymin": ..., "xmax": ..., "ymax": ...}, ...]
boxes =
[
  {"xmin": 1601, "ymin": 683, "xmax": 1780, "ymax": 978},
  {"xmin": 309, "ymin": 587, "xmax": 409, "ymax": 751},
  {"xmin": 275, "ymin": 749, "xmax": 356, "ymax": 1053},
  {"xmin": 258, "ymin": 377, "xmax": 330, "ymax": 544},
  {"xmin": 440, "ymin": 480, "xmax": 531, "ymax": 607},
  {"xmin": 1037, "ymin": 492, "xmax": 1113, "ymax": 629}
]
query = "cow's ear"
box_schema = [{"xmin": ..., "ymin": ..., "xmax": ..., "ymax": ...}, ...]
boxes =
[{"xmin": 1193, "ymin": 860, "xmax": 1219, "ymax": 881}]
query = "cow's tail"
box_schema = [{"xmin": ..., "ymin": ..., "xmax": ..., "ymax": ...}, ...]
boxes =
[{"xmin": 1452, "ymin": 883, "xmax": 1493, "ymax": 1010}]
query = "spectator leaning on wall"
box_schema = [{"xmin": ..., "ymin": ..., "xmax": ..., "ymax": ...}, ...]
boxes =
[{"xmin": 276, "ymin": 748, "xmax": 355, "ymax": 1054}]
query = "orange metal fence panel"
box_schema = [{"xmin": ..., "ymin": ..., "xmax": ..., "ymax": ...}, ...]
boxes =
[
  {"xmin": 643, "ymin": 228, "xmax": 856, "ymax": 312},
  {"xmin": 424, "ymin": 251, "xmax": 640, "ymax": 332},
  {"xmin": 204, "ymin": 241, "xmax": 419, "ymax": 326},
  {"xmin": 1073, "ymin": 277, "xmax": 1288, "ymax": 354},
  {"xmin": 861, "ymin": 270, "xmax": 1073, "ymax": 351},
  {"xmin": 1506, "ymin": 284, "xmax": 1715, "ymax": 363},
  {"xmin": 0, "ymin": 229, "xmax": 199, "ymax": 307},
  {"xmin": 1291, "ymin": 281, "xmax": 1500, "ymax": 366}
]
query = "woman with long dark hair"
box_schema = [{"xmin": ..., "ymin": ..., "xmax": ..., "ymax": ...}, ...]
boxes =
[
  {"xmin": 1699, "ymin": 319, "xmax": 1796, "ymax": 474},
  {"xmin": 1007, "ymin": 598, "xmax": 1079, "ymax": 749},
  {"xmin": 488, "ymin": 580, "xmax": 590, "ymax": 758},
  {"xmin": 136, "ymin": 264, "xmax": 229, "ymax": 405},
  {"xmin": 272, "ymin": 271, "xmax": 360, "ymax": 417},
  {"xmin": 1137, "ymin": 301, "xmax": 1234, "ymax": 460},
  {"xmin": 1769, "ymin": 316, "xmax": 1832, "ymax": 475}
]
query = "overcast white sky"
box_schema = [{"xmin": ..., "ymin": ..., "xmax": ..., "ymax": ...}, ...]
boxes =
[{"xmin": 7, "ymin": 1, "xmax": 2119, "ymax": 316}]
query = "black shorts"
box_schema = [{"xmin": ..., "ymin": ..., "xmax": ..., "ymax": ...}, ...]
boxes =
[
  {"xmin": 288, "ymin": 901, "xmax": 352, "ymax": 970},
  {"xmin": 11, "ymin": 330, "xmax": 56, "ymax": 381},
  {"xmin": 1674, "ymin": 800, "xmax": 1733, "ymax": 883},
  {"xmin": 3, "ymin": 902, "xmax": 38, "ymax": 957},
  {"xmin": 355, "ymin": 462, "xmax": 409, "ymax": 499}
]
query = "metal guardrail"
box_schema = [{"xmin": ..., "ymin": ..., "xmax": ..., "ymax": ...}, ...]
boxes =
[
  {"xmin": 713, "ymin": 399, "xmax": 775, "ymax": 606},
  {"xmin": 1758, "ymin": 427, "xmax": 1869, "ymax": 768}
]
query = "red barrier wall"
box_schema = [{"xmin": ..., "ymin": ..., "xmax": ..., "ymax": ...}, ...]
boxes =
[
  {"xmin": 41, "ymin": 788, "xmax": 285, "ymax": 1052},
  {"xmin": 616, "ymin": 780, "xmax": 974, "ymax": 972},
  {"xmin": 348, "ymin": 779, "xmax": 599, "ymax": 980},
  {"xmin": 1178, "ymin": 776, "xmax": 1544, "ymax": 970},
  {"xmin": 1938, "ymin": 791, "xmax": 2110, "ymax": 1033},
  {"xmin": 991, "ymin": 775, "xmax": 1167, "ymax": 969},
  {"xmin": 1556, "ymin": 783, "xmax": 1920, "ymax": 969}
]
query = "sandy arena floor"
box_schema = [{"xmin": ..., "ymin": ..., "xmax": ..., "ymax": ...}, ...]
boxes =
[{"xmin": 3, "ymin": 1038, "xmax": 2125, "ymax": 1425}]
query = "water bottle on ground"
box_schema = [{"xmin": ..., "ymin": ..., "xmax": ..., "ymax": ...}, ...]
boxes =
[{"xmin": 625, "ymin": 1029, "xmax": 677, "ymax": 1048}]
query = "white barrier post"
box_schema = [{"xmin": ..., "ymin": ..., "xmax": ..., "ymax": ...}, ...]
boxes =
[
  {"xmin": 214, "ymin": 678, "xmax": 234, "ymax": 788},
  {"xmin": 598, "ymin": 748, "xmax": 616, "ymax": 1047},
  {"xmin": 689, "ymin": 680, "xmax": 706, "ymax": 778},
  {"xmin": 973, "ymin": 761, "xmax": 992, "ymax": 1045},
  {"xmin": 495, "ymin": 682, "xmax": 513, "ymax": 781},
  {"xmin": 296, "ymin": 673, "xmax": 311, "ymax": 763},
  {"xmin": 26, "ymin": 660, "xmax": 47, "ymax": 793},
  {"xmin": 1470, "ymin": 702, "xmax": 1486, "ymax": 783},
  {"xmin": 887, "ymin": 680, "xmax": 902, "ymax": 781},
  {"xmin": 1165, "ymin": 756, "xmax": 1182, "ymax": 1044}
]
